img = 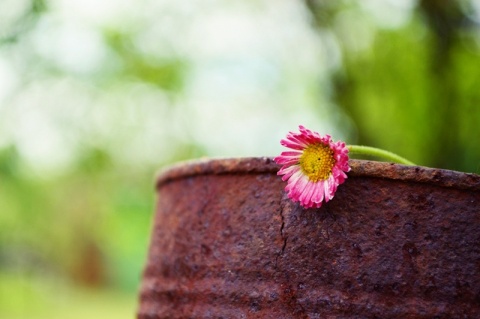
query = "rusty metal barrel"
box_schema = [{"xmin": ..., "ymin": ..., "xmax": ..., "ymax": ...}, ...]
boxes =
[{"xmin": 137, "ymin": 158, "xmax": 480, "ymax": 318}]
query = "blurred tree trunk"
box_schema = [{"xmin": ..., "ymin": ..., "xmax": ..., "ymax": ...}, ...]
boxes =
[{"xmin": 417, "ymin": 0, "xmax": 464, "ymax": 169}]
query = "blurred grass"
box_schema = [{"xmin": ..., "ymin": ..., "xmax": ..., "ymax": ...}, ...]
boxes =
[
  {"xmin": 0, "ymin": 146, "xmax": 153, "ymax": 317},
  {"xmin": 0, "ymin": 272, "xmax": 136, "ymax": 319}
]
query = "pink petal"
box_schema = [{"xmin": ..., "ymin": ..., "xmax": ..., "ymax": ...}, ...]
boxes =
[
  {"xmin": 279, "ymin": 151, "xmax": 303, "ymax": 157},
  {"xmin": 286, "ymin": 173, "xmax": 309, "ymax": 202},
  {"xmin": 280, "ymin": 139, "xmax": 305, "ymax": 150},
  {"xmin": 311, "ymin": 181, "xmax": 325, "ymax": 205},
  {"xmin": 275, "ymin": 157, "xmax": 300, "ymax": 166},
  {"xmin": 278, "ymin": 165, "xmax": 300, "ymax": 181},
  {"xmin": 299, "ymin": 182, "xmax": 316, "ymax": 206},
  {"xmin": 285, "ymin": 170, "xmax": 306, "ymax": 193}
]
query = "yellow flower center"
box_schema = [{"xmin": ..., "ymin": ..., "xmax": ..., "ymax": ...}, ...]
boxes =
[{"xmin": 299, "ymin": 143, "xmax": 336, "ymax": 182}]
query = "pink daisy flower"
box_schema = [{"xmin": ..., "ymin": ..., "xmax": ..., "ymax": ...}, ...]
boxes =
[{"xmin": 274, "ymin": 125, "xmax": 350, "ymax": 208}]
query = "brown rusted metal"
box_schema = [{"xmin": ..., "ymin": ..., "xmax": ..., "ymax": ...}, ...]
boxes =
[{"xmin": 138, "ymin": 158, "xmax": 480, "ymax": 318}]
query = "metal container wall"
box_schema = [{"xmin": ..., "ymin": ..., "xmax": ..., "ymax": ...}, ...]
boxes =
[{"xmin": 138, "ymin": 158, "xmax": 480, "ymax": 318}]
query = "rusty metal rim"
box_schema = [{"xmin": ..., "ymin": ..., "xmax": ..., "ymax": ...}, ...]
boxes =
[{"xmin": 155, "ymin": 157, "xmax": 480, "ymax": 191}]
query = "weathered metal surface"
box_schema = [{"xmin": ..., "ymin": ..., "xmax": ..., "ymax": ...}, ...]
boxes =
[{"xmin": 138, "ymin": 158, "xmax": 480, "ymax": 318}]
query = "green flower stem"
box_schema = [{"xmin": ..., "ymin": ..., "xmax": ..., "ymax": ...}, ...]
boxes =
[{"xmin": 348, "ymin": 145, "xmax": 416, "ymax": 166}]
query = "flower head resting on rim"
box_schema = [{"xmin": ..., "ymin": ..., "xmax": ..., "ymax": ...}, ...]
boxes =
[{"xmin": 274, "ymin": 125, "xmax": 350, "ymax": 208}]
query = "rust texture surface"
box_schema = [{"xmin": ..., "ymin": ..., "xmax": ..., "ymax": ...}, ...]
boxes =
[{"xmin": 138, "ymin": 158, "xmax": 480, "ymax": 318}]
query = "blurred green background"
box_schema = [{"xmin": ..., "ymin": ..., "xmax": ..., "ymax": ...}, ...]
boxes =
[{"xmin": 1, "ymin": 0, "xmax": 479, "ymax": 318}]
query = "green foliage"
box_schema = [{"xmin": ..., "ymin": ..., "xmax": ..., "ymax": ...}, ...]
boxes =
[
  {"xmin": 0, "ymin": 144, "xmax": 153, "ymax": 316},
  {"xmin": 0, "ymin": 0, "xmax": 47, "ymax": 45},
  {"xmin": 104, "ymin": 30, "xmax": 188, "ymax": 92},
  {"xmin": 334, "ymin": 23, "xmax": 433, "ymax": 164}
]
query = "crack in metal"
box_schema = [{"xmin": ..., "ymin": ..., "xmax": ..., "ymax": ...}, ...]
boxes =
[{"xmin": 275, "ymin": 195, "xmax": 288, "ymax": 269}]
